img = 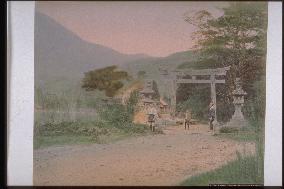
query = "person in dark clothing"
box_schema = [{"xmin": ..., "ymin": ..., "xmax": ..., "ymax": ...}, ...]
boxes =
[{"xmin": 208, "ymin": 102, "xmax": 215, "ymax": 131}]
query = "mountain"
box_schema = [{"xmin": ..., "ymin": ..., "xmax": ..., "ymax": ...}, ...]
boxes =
[
  {"xmin": 34, "ymin": 11, "xmax": 198, "ymax": 96},
  {"xmin": 35, "ymin": 11, "xmax": 150, "ymax": 88},
  {"xmin": 121, "ymin": 50, "xmax": 197, "ymax": 75}
]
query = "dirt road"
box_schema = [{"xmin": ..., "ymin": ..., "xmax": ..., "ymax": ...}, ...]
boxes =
[{"xmin": 34, "ymin": 124, "xmax": 255, "ymax": 186}]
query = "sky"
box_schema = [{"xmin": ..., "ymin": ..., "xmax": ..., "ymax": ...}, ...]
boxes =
[{"xmin": 36, "ymin": 1, "xmax": 225, "ymax": 57}]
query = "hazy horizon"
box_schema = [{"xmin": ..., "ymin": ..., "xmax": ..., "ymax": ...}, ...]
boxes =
[{"xmin": 36, "ymin": 1, "xmax": 226, "ymax": 57}]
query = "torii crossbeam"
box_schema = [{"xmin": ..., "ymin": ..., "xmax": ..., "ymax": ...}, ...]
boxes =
[{"xmin": 160, "ymin": 66, "xmax": 230, "ymax": 122}]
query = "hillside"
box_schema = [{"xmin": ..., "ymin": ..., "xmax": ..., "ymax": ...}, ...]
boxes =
[
  {"xmin": 120, "ymin": 50, "xmax": 199, "ymax": 96},
  {"xmin": 34, "ymin": 11, "xmax": 199, "ymax": 97},
  {"xmin": 35, "ymin": 11, "xmax": 150, "ymax": 90}
]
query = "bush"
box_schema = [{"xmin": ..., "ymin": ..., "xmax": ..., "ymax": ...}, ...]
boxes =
[
  {"xmin": 219, "ymin": 126, "xmax": 239, "ymax": 133},
  {"xmin": 97, "ymin": 90, "xmax": 141, "ymax": 129},
  {"xmin": 34, "ymin": 121, "xmax": 110, "ymax": 137}
]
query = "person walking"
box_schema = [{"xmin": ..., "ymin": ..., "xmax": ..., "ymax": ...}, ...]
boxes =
[{"xmin": 208, "ymin": 102, "xmax": 215, "ymax": 133}]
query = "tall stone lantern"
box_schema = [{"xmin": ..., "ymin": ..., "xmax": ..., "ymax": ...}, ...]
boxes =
[{"xmin": 226, "ymin": 78, "xmax": 248, "ymax": 127}]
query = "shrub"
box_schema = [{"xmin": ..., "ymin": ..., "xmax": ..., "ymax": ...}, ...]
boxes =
[
  {"xmin": 219, "ymin": 126, "xmax": 239, "ymax": 133},
  {"xmin": 34, "ymin": 121, "xmax": 110, "ymax": 137},
  {"xmin": 97, "ymin": 90, "xmax": 141, "ymax": 129}
]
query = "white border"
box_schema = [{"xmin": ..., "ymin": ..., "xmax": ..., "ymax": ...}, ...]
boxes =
[
  {"xmin": 7, "ymin": 1, "xmax": 34, "ymax": 186},
  {"xmin": 6, "ymin": 1, "xmax": 282, "ymax": 186},
  {"xmin": 264, "ymin": 2, "xmax": 282, "ymax": 186}
]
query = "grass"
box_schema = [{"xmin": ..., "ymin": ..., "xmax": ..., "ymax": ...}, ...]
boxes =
[
  {"xmin": 217, "ymin": 132, "xmax": 258, "ymax": 142},
  {"xmin": 217, "ymin": 129, "xmax": 258, "ymax": 142},
  {"xmin": 216, "ymin": 125, "xmax": 259, "ymax": 142},
  {"xmin": 180, "ymin": 154, "xmax": 263, "ymax": 186}
]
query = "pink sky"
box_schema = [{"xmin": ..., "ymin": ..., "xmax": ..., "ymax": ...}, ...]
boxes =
[{"xmin": 36, "ymin": 1, "xmax": 225, "ymax": 57}]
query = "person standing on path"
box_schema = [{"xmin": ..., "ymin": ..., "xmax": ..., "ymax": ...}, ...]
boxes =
[
  {"xmin": 208, "ymin": 101, "xmax": 215, "ymax": 134},
  {"xmin": 184, "ymin": 110, "xmax": 191, "ymax": 130},
  {"xmin": 147, "ymin": 104, "xmax": 158, "ymax": 131}
]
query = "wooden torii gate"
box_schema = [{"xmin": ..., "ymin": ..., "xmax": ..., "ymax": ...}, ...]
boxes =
[{"xmin": 160, "ymin": 66, "xmax": 230, "ymax": 122}]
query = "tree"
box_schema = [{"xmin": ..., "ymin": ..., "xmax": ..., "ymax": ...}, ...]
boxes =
[
  {"xmin": 179, "ymin": 2, "xmax": 268, "ymax": 121},
  {"xmin": 82, "ymin": 66, "xmax": 129, "ymax": 97},
  {"xmin": 184, "ymin": 2, "xmax": 267, "ymax": 90}
]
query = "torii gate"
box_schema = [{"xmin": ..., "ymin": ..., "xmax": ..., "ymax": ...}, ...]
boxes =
[{"xmin": 160, "ymin": 66, "xmax": 230, "ymax": 122}]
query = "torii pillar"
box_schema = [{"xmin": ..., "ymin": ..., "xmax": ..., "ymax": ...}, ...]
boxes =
[{"xmin": 210, "ymin": 74, "xmax": 217, "ymax": 122}]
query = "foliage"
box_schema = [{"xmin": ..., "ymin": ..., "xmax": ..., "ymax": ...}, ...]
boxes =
[
  {"xmin": 82, "ymin": 65, "xmax": 129, "ymax": 97},
  {"xmin": 97, "ymin": 90, "xmax": 142, "ymax": 130},
  {"xmin": 185, "ymin": 1, "xmax": 267, "ymax": 86},
  {"xmin": 98, "ymin": 103, "xmax": 131, "ymax": 127},
  {"xmin": 219, "ymin": 126, "xmax": 239, "ymax": 133},
  {"xmin": 184, "ymin": 2, "xmax": 267, "ymax": 75},
  {"xmin": 34, "ymin": 82, "xmax": 152, "ymax": 149},
  {"xmin": 34, "ymin": 120, "xmax": 150, "ymax": 149},
  {"xmin": 178, "ymin": 2, "xmax": 267, "ymax": 122},
  {"xmin": 176, "ymin": 83, "xmax": 234, "ymax": 122},
  {"xmin": 176, "ymin": 84, "xmax": 210, "ymax": 120},
  {"xmin": 243, "ymin": 76, "xmax": 266, "ymax": 127},
  {"xmin": 35, "ymin": 121, "xmax": 110, "ymax": 137}
]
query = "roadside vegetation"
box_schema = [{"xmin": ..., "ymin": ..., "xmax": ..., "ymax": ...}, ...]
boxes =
[
  {"xmin": 180, "ymin": 152, "xmax": 263, "ymax": 186},
  {"xmin": 181, "ymin": 119, "xmax": 264, "ymax": 186},
  {"xmin": 34, "ymin": 78, "xmax": 153, "ymax": 149}
]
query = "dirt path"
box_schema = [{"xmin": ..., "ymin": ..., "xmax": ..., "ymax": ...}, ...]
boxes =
[{"xmin": 34, "ymin": 124, "xmax": 255, "ymax": 186}]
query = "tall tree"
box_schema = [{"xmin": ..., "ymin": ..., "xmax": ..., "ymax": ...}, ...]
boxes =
[
  {"xmin": 179, "ymin": 2, "xmax": 268, "ymax": 121},
  {"xmin": 184, "ymin": 2, "xmax": 267, "ymax": 91},
  {"xmin": 82, "ymin": 66, "xmax": 129, "ymax": 97}
]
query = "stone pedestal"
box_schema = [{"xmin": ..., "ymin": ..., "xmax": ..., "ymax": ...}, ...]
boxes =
[{"xmin": 225, "ymin": 78, "xmax": 248, "ymax": 128}]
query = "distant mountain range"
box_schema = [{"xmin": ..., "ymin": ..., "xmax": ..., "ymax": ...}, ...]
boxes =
[{"xmin": 35, "ymin": 11, "xmax": 196, "ymax": 93}]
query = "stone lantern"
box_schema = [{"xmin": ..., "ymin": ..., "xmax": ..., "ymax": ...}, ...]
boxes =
[{"xmin": 226, "ymin": 78, "xmax": 248, "ymax": 127}]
